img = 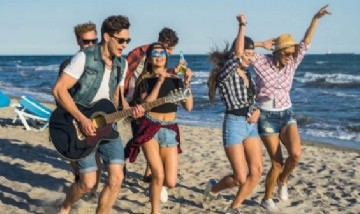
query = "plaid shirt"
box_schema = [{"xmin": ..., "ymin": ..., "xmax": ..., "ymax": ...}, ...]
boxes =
[
  {"xmin": 124, "ymin": 44, "xmax": 150, "ymax": 93},
  {"xmin": 217, "ymin": 53, "xmax": 256, "ymax": 112},
  {"xmin": 252, "ymin": 42, "xmax": 309, "ymax": 108}
]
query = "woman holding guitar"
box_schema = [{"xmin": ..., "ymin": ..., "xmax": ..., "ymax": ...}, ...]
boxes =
[{"xmin": 130, "ymin": 42, "xmax": 193, "ymax": 214}]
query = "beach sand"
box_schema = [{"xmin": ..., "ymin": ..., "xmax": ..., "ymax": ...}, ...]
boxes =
[{"xmin": 0, "ymin": 99, "xmax": 359, "ymax": 214}]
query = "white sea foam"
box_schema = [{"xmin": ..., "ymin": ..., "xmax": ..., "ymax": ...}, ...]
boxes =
[
  {"xmin": 35, "ymin": 65, "xmax": 59, "ymax": 71},
  {"xmin": 320, "ymin": 90, "xmax": 358, "ymax": 98},
  {"xmin": 315, "ymin": 61, "xmax": 328, "ymax": 64},
  {"xmin": 14, "ymin": 64, "xmax": 59, "ymax": 71},
  {"xmin": 193, "ymin": 71, "xmax": 211, "ymax": 78},
  {"xmin": 296, "ymin": 72, "xmax": 360, "ymax": 84}
]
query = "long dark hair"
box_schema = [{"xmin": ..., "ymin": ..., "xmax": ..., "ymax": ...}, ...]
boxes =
[
  {"xmin": 208, "ymin": 42, "xmax": 232, "ymax": 103},
  {"xmin": 135, "ymin": 42, "xmax": 168, "ymax": 88}
]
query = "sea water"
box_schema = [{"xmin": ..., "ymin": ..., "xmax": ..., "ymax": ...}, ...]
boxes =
[{"xmin": 0, "ymin": 54, "xmax": 359, "ymax": 150}]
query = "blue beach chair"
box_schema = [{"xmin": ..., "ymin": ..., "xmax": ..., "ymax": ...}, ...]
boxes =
[
  {"xmin": 12, "ymin": 96, "xmax": 52, "ymax": 131},
  {"xmin": 0, "ymin": 91, "xmax": 11, "ymax": 108}
]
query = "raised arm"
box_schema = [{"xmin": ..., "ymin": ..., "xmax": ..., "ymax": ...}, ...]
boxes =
[
  {"xmin": 217, "ymin": 14, "xmax": 246, "ymax": 83},
  {"xmin": 303, "ymin": 4, "xmax": 331, "ymax": 45},
  {"xmin": 254, "ymin": 39, "xmax": 275, "ymax": 51},
  {"xmin": 234, "ymin": 14, "xmax": 246, "ymax": 57}
]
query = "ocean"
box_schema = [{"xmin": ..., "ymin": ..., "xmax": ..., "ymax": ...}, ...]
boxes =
[{"xmin": 0, "ymin": 54, "xmax": 359, "ymax": 150}]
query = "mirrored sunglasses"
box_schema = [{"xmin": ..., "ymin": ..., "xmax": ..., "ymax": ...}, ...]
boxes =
[{"xmin": 151, "ymin": 50, "xmax": 167, "ymax": 58}]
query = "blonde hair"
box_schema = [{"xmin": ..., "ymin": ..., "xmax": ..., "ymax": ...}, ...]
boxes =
[{"xmin": 74, "ymin": 21, "xmax": 97, "ymax": 39}]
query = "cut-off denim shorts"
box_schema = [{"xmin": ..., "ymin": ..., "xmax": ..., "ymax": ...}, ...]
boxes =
[
  {"xmin": 145, "ymin": 114, "xmax": 179, "ymax": 147},
  {"xmin": 77, "ymin": 124, "xmax": 124, "ymax": 173},
  {"xmin": 223, "ymin": 114, "xmax": 259, "ymax": 147},
  {"xmin": 258, "ymin": 108, "xmax": 297, "ymax": 136}
]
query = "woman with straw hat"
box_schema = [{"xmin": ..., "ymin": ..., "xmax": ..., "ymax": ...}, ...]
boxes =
[{"xmin": 252, "ymin": 5, "xmax": 331, "ymax": 211}]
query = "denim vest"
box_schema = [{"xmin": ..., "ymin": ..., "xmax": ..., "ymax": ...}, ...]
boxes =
[{"xmin": 71, "ymin": 44, "xmax": 125, "ymax": 106}]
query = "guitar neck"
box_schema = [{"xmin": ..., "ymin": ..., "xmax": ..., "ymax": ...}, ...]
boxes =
[{"xmin": 105, "ymin": 97, "xmax": 166, "ymax": 123}]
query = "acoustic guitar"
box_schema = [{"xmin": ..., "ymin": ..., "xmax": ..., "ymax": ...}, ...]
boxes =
[{"xmin": 49, "ymin": 88, "xmax": 190, "ymax": 160}]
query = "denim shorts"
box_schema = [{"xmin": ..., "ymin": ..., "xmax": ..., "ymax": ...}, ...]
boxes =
[
  {"xmin": 223, "ymin": 114, "xmax": 259, "ymax": 147},
  {"xmin": 258, "ymin": 108, "xmax": 297, "ymax": 136},
  {"xmin": 77, "ymin": 133, "xmax": 124, "ymax": 173},
  {"xmin": 146, "ymin": 114, "xmax": 179, "ymax": 147}
]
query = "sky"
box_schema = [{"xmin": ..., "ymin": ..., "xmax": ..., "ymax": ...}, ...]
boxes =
[{"xmin": 0, "ymin": 0, "xmax": 359, "ymax": 55}]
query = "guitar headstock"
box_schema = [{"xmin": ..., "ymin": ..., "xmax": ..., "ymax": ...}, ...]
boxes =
[{"xmin": 165, "ymin": 88, "xmax": 191, "ymax": 103}]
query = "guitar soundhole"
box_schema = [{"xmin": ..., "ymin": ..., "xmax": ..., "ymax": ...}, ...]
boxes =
[{"xmin": 92, "ymin": 115, "xmax": 107, "ymax": 129}]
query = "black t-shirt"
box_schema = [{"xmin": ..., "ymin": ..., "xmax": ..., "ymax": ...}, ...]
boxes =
[{"xmin": 140, "ymin": 76, "xmax": 184, "ymax": 113}]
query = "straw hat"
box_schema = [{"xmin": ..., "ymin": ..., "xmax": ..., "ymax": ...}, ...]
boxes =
[{"xmin": 274, "ymin": 33, "xmax": 296, "ymax": 51}]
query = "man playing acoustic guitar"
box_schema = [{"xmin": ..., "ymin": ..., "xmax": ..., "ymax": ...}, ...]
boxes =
[{"xmin": 52, "ymin": 15, "xmax": 144, "ymax": 214}]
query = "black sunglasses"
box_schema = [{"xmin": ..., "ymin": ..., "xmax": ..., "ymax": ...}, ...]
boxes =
[
  {"xmin": 81, "ymin": 38, "xmax": 98, "ymax": 45},
  {"xmin": 110, "ymin": 35, "xmax": 131, "ymax": 44}
]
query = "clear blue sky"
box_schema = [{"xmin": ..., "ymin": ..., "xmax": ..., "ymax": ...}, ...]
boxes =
[{"xmin": 0, "ymin": 0, "xmax": 359, "ymax": 55}]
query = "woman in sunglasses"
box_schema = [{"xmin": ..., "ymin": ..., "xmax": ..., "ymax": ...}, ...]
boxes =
[
  {"xmin": 252, "ymin": 5, "xmax": 331, "ymax": 211},
  {"xmin": 129, "ymin": 42, "xmax": 193, "ymax": 214}
]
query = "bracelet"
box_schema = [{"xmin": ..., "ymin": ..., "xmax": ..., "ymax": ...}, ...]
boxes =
[{"xmin": 239, "ymin": 22, "xmax": 247, "ymax": 26}]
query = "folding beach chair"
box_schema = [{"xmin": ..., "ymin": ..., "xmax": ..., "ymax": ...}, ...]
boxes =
[
  {"xmin": 12, "ymin": 96, "xmax": 52, "ymax": 131},
  {"xmin": 0, "ymin": 90, "xmax": 11, "ymax": 108}
]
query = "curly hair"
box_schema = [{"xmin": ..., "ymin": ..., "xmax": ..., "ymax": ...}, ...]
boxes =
[
  {"xmin": 158, "ymin": 27, "xmax": 179, "ymax": 47},
  {"xmin": 101, "ymin": 15, "xmax": 130, "ymax": 38}
]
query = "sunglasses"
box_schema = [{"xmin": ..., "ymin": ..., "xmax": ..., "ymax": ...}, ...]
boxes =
[
  {"xmin": 151, "ymin": 50, "xmax": 167, "ymax": 58},
  {"xmin": 81, "ymin": 38, "xmax": 98, "ymax": 45},
  {"xmin": 281, "ymin": 50, "xmax": 295, "ymax": 58},
  {"xmin": 110, "ymin": 35, "xmax": 131, "ymax": 44}
]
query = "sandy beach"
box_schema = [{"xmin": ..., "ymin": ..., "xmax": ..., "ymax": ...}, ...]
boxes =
[{"xmin": 0, "ymin": 99, "xmax": 359, "ymax": 214}]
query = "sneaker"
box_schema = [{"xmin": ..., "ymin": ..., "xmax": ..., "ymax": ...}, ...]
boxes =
[
  {"xmin": 225, "ymin": 207, "xmax": 244, "ymax": 214},
  {"xmin": 277, "ymin": 181, "xmax": 289, "ymax": 201},
  {"xmin": 160, "ymin": 186, "xmax": 168, "ymax": 203},
  {"xmin": 261, "ymin": 199, "xmax": 279, "ymax": 212},
  {"xmin": 203, "ymin": 179, "xmax": 217, "ymax": 204}
]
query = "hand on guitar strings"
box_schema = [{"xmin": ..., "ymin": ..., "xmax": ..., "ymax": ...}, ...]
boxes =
[{"xmin": 80, "ymin": 117, "xmax": 97, "ymax": 136}]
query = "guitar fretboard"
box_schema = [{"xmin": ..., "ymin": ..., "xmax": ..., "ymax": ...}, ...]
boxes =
[{"xmin": 104, "ymin": 97, "xmax": 166, "ymax": 123}]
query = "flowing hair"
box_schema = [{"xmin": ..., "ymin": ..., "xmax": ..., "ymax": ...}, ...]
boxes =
[{"xmin": 208, "ymin": 42, "xmax": 232, "ymax": 103}]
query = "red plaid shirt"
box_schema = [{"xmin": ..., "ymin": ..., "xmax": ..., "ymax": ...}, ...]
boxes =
[
  {"xmin": 124, "ymin": 44, "xmax": 150, "ymax": 93},
  {"xmin": 252, "ymin": 42, "xmax": 309, "ymax": 108}
]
